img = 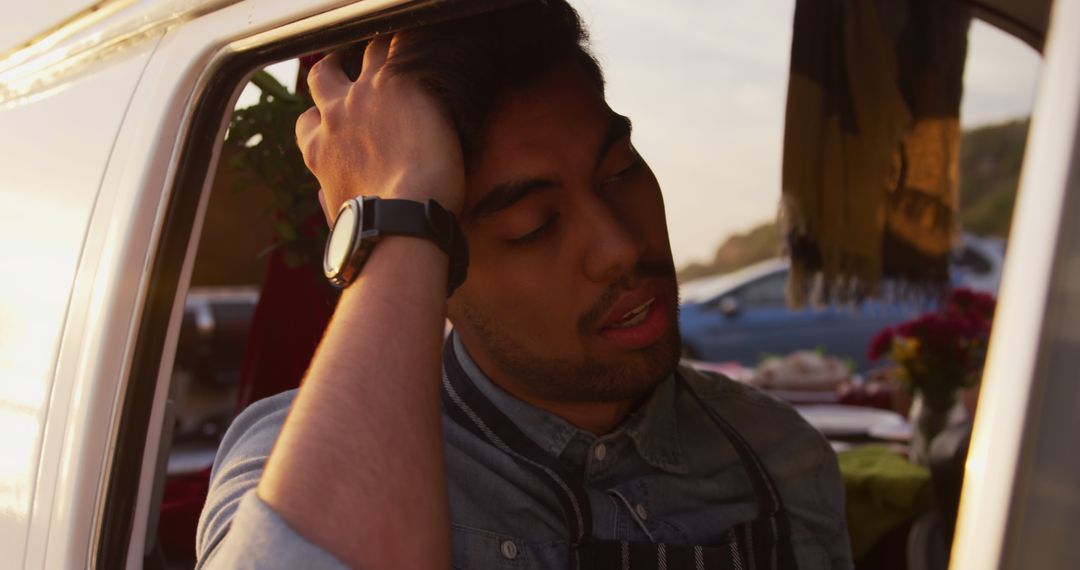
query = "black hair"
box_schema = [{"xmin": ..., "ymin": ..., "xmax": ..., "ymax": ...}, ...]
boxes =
[{"xmin": 386, "ymin": 0, "xmax": 605, "ymax": 163}]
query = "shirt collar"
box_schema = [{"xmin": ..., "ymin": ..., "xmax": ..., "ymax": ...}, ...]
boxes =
[
  {"xmin": 450, "ymin": 333, "xmax": 688, "ymax": 474},
  {"xmin": 451, "ymin": 334, "xmax": 577, "ymax": 457},
  {"xmin": 623, "ymin": 375, "xmax": 689, "ymax": 474}
]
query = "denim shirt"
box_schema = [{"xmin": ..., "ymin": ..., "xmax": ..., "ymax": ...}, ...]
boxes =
[{"xmin": 197, "ymin": 337, "xmax": 852, "ymax": 569}]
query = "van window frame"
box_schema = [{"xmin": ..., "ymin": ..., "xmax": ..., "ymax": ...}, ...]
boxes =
[{"xmin": 96, "ymin": 0, "xmax": 512, "ymax": 566}]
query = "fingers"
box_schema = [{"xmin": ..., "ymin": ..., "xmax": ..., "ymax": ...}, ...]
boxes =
[
  {"xmin": 307, "ymin": 51, "xmax": 351, "ymax": 108},
  {"xmin": 361, "ymin": 35, "xmax": 392, "ymax": 80},
  {"xmin": 305, "ymin": 34, "xmax": 393, "ymax": 114},
  {"xmin": 295, "ymin": 106, "xmax": 320, "ymax": 153}
]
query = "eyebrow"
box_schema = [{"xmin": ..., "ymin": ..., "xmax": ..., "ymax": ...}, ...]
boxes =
[
  {"xmin": 468, "ymin": 114, "xmax": 634, "ymax": 220},
  {"xmin": 468, "ymin": 177, "xmax": 559, "ymax": 220}
]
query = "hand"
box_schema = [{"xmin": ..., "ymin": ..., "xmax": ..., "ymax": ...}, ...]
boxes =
[{"xmin": 296, "ymin": 35, "xmax": 466, "ymax": 223}]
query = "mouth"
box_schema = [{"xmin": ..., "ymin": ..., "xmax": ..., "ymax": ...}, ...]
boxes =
[
  {"xmin": 596, "ymin": 287, "xmax": 672, "ymax": 350},
  {"xmin": 607, "ymin": 297, "xmax": 656, "ymax": 328}
]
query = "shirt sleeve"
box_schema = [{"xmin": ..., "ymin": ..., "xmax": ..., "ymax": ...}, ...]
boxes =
[{"xmin": 195, "ymin": 390, "xmax": 348, "ymax": 570}]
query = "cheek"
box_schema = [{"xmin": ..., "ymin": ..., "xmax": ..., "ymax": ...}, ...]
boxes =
[
  {"xmin": 611, "ymin": 175, "xmax": 670, "ymax": 244},
  {"xmin": 454, "ymin": 245, "xmax": 586, "ymax": 344}
]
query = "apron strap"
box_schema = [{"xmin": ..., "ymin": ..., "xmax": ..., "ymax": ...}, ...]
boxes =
[
  {"xmin": 441, "ymin": 340, "xmax": 593, "ymax": 546},
  {"xmin": 674, "ymin": 374, "xmax": 785, "ymax": 517},
  {"xmin": 675, "ymin": 373, "xmax": 798, "ymax": 568},
  {"xmin": 577, "ymin": 538, "xmax": 749, "ymax": 570}
]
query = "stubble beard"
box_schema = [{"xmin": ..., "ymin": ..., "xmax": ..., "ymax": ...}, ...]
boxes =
[{"xmin": 453, "ymin": 264, "xmax": 682, "ymax": 403}]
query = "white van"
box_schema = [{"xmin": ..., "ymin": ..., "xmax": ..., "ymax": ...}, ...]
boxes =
[{"xmin": 0, "ymin": 0, "xmax": 1077, "ymax": 568}]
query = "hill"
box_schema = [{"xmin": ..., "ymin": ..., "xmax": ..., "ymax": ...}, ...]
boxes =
[
  {"xmin": 678, "ymin": 223, "xmax": 782, "ymax": 282},
  {"xmin": 959, "ymin": 118, "xmax": 1028, "ymax": 236},
  {"xmin": 678, "ymin": 118, "xmax": 1027, "ymax": 281}
]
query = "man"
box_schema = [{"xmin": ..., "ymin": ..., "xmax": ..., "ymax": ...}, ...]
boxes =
[{"xmin": 197, "ymin": 2, "xmax": 852, "ymax": 568}]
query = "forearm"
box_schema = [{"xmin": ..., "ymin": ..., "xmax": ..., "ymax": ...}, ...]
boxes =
[{"xmin": 257, "ymin": 236, "xmax": 451, "ymax": 568}]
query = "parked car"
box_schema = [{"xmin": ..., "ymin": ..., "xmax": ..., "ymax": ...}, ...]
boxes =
[
  {"xmin": 679, "ymin": 259, "xmax": 917, "ymax": 371},
  {"xmin": 679, "ymin": 234, "xmax": 1004, "ymax": 371},
  {"xmin": 949, "ymin": 233, "xmax": 1006, "ymax": 294}
]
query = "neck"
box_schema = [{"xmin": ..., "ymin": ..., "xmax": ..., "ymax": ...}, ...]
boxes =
[
  {"xmin": 449, "ymin": 334, "xmax": 652, "ymax": 431},
  {"xmin": 506, "ymin": 390, "xmax": 640, "ymax": 435},
  {"xmin": 475, "ymin": 358, "xmax": 648, "ymax": 433},
  {"xmin": 454, "ymin": 338, "xmax": 643, "ymax": 435}
]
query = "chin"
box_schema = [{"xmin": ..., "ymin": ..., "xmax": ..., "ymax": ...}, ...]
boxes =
[
  {"xmin": 452, "ymin": 294, "xmax": 682, "ymax": 403},
  {"xmin": 590, "ymin": 330, "xmax": 682, "ymax": 401},
  {"xmin": 544, "ymin": 325, "xmax": 680, "ymax": 403}
]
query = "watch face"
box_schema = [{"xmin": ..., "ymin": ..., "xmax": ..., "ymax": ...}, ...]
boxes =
[{"xmin": 324, "ymin": 200, "xmax": 359, "ymax": 279}]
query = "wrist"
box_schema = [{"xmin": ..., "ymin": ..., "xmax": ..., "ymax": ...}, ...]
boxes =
[
  {"xmin": 324, "ymin": 196, "xmax": 468, "ymax": 295},
  {"xmin": 385, "ymin": 171, "xmax": 465, "ymax": 216}
]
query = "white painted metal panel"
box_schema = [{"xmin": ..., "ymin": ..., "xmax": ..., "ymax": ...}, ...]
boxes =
[
  {"xmin": 0, "ymin": 42, "xmax": 154, "ymax": 569},
  {"xmin": 952, "ymin": 0, "xmax": 1080, "ymax": 567},
  {"xmin": 0, "ymin": 0, "xmax": 101, "ymax": 54}
]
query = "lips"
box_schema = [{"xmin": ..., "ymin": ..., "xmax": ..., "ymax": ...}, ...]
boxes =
[
  {"xmin": 608, "ymin": 297, "xmax": 656, "ymax": 328},
  {"xmin": 596, "ymin": 284, "xmax": 672, "ymax": 350}
]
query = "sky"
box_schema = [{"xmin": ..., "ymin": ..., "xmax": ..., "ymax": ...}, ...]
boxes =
[
  {"xmin": 569, "ymin": 0, "xmax": 1042, "ymax": 269},
  {"xmin": 243, "ymin": 0, "xmax": 1043, "ymax": 270}
]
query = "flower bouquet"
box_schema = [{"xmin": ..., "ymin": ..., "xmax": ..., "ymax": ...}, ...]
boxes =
[{"xmin": 869, "ymin": 288, "xmax": 995, "ymax": 463}]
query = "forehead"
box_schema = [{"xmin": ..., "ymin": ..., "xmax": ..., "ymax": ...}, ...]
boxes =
[{"xmin": 464, "ymin": 67, "xmax": 612, "ymax": 203}]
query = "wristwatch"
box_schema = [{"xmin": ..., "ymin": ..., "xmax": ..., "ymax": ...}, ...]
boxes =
[{"xmin": 323, "ymin": 196, "xmax": 468, "ymax": 295}]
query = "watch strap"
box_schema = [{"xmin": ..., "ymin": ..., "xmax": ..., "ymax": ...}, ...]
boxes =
[{"xmin": 362, "ymin": 197, "xmax": 469, "ymax": 296}]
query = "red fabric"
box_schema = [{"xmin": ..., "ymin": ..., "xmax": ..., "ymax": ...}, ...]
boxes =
[
  {"xmin": 157, "ymin": 467, "xmax": 213, "ymax": 561},
  {"xmin": 235, "ymin": 249, "xmax": 338, "ymax": 412},
  {"xmin": 296, "ymin": 54, "xmax": 324, "ymax": 96}
]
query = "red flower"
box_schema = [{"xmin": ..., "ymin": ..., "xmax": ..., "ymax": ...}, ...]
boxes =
[
  {"xmin": 869, "ymin": 288, "xmax": 997, "ymax": 391},
  {"xmin": 948, "ymin": 288, "xmax": 996, "ymax": 321},
  {"xmin": 868, "ymin": 327, "xmax": 894, "ymax": 362}
]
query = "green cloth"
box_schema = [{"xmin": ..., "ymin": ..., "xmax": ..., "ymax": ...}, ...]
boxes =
[{"xmin": 839, "ymin": 445, "xmax": 935, "ymax": 558}]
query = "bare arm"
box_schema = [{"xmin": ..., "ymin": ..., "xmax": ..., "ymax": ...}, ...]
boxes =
[{"xmin": 256, "ymin": 36, "xmax": 463, "ymax": 568}]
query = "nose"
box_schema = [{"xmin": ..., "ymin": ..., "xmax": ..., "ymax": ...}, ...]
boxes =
[{"xmin": 578, "ymin": 195, "xmax": 642, "ymax": 284}]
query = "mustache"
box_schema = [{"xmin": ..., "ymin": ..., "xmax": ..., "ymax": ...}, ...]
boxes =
[{"xmin": 577, "ymin": 258, "xmax": 677, "ymax": 333}]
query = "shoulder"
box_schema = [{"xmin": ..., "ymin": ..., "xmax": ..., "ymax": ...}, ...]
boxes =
[
  {"xmin": 675, "ymin": 364, "xmax": 839, "ymax": 506},
  {"xmin": 677, "ymin": 363, "xmax": 809, "ymax": 430},
  {"xmin": 677, "ymin": 364, "xmax": 852, "ymax": 567},
  {"xmin": 676, "ymin": 363, "xmax": 829, "ymax": 465}
]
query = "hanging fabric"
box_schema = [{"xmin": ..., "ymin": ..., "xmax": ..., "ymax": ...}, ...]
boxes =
[{"xmin": 781, "ymin": 0, "xmax": 971, "ymax": 306}]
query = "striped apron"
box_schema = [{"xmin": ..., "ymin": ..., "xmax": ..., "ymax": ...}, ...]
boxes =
[{"xmin": 441, "ymin": 342, "xmax": 799, "ymax": 570}]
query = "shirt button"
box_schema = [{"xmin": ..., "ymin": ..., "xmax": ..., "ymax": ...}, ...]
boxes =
[
  {"xmin": 500, "ymin": 540, "xmax": 518, "ymax": 560},
  {"xmin": 593, "ymin": 443, "xmax": 607, "ymax": 461},
  {"xmin": 635, "ymin": 503, "xmax": 649, "ymax": 520}
]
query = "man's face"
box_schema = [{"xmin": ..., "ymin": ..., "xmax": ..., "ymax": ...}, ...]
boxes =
[{"xmin": 448, "ymin": 64, "xmax": 681, "ymax": 403}]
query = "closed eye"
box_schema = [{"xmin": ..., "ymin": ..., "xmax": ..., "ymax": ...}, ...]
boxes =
[
  {"xmin": 603, "ymin": 150, "xmax": 643, "ymax": 185},
  {"xmin": 508, "ymin": 213, "xmax": 560, "ymax": 245},
  {"xmin": 600, "ymin": 144, "xmax": 639, "ymax": 184}
]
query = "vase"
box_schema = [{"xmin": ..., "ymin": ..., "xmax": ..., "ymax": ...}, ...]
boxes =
[{"xmin": 907, "ymin": 390, "xmax": 962, "ymax": 465}]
